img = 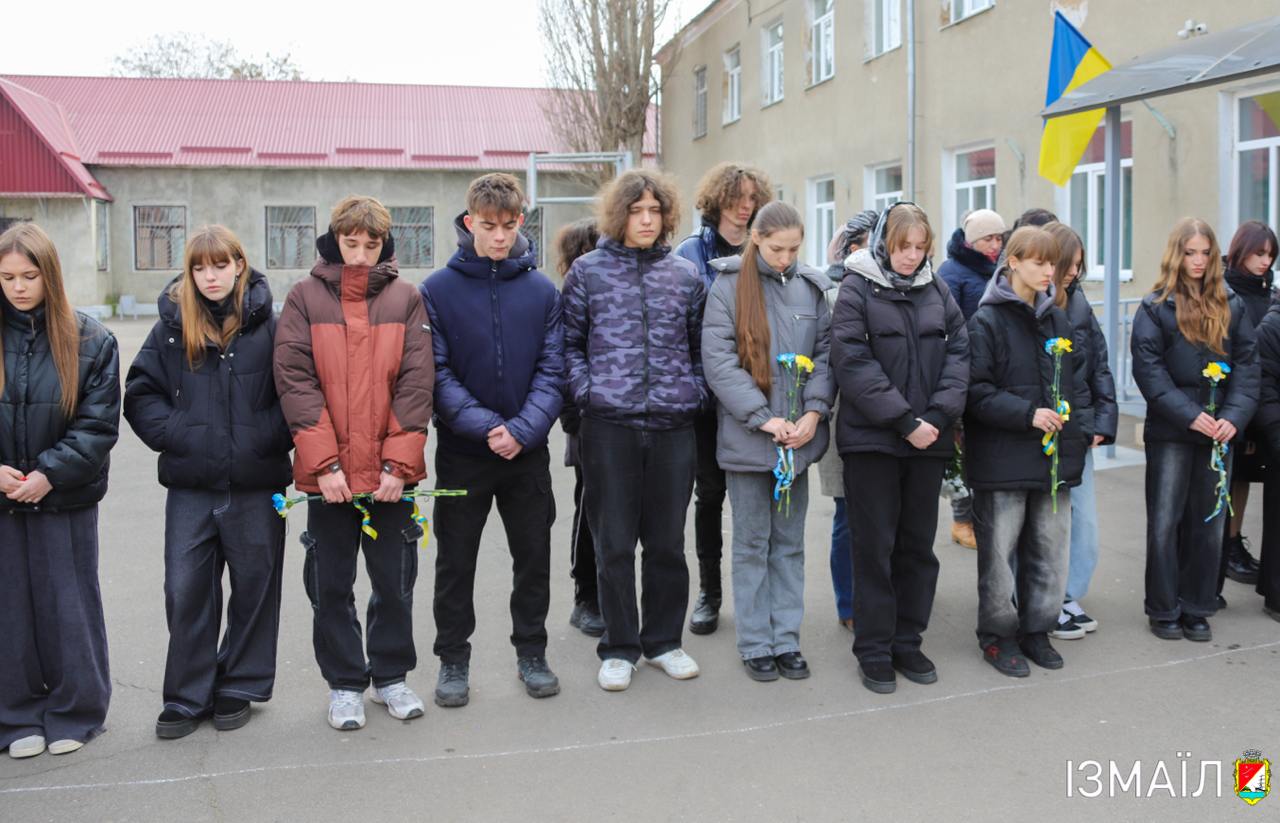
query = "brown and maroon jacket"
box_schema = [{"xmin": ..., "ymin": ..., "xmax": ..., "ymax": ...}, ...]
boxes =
[{"xmin": 274, "ymin": 244, "xmax": 434, "ymax": 494}]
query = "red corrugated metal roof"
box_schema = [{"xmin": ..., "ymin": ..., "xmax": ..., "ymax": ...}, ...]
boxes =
[
  {"xmin": 0, "ymin": 75, "xmax": 656, "ymax": 172},
  {"xmin": 0, "ymin": 78, "xmax": 110, "ymax": 199}
]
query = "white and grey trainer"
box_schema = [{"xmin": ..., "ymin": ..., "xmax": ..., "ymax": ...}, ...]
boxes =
[
  {"xmin": 372, "ymin": 682, "xmax": 426, "ymax": 720},
  {"xmin": 327, "ymin": 689, "xmax": 366, "ymax": 731}
]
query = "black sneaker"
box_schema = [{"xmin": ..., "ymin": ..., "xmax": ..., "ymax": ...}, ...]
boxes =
[
  {"xmin": 1216, "ymin": 594, "xmax": 1228, "ymax": 610},
  {"xmin": 891, "ymin": 650, "xmax": 937, "ymax": 684},
  {"xmin": 982, "ymin": 637, "xmax": 1030, "ymax": 678},
  {"xmin": 1149, "ymin": 618, "xmax": 1182, "ymax": 639},
  {"xmin": 155, "ymin": 708, "xmax": 201, "ymax": 740},
  {"xmin": 1180, "ymin": 614, "xmax": 1212, "ymax": 642},
  {"xmin": 516, "ymin": 656, "xmax": 561, "ymax": 699},
  {"xmin": 858, "ymin": 660, "xmax": 897, "ymax": 694},
  {"xmin": 743, "ymin": 656, "xmax": 779, "ymax": 682},
  {"xmin": 434, "ymin": 661, "xmax": 470, "ymax": 708},
  {"xmin": 1050, "ymin": 611, "xmax": 1086, "ymax": 640},
  {"xmin": 213, "ymin": 697, "xmax": 251, "ymax": 731},
  {"xmin": 774, "ymin": 652, "xmax": 810, "ymax": 680},
  {"xmin": 689, "ymin": 590, "xmax": 720, "ymax": 635},
  {"xmin": 1225, "ymin": 536, "xmax": 1261, "ymax": 584},
  {"xmin": 1019, "ymin": 632, "xmax": 1064, "ymax": 670},
  {"xmin": 569, "ymin": 603, "xmax": 606, "ymax": 637}
]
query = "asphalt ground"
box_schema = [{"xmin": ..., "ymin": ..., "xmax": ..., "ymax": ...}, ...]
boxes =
[{"xmin": 1, "ymin": 318, "xmax": 1277, "ymax": 822}]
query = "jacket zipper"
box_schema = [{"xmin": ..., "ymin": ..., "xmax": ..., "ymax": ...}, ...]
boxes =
[{"xmin": 638, "ymin": 253, "xmax": 651, "ymax": 417}]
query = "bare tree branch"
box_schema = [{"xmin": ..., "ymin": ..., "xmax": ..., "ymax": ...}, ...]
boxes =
[{"xmin": 112, "ymin": 33, "xmax": 305, "ymax": 80}]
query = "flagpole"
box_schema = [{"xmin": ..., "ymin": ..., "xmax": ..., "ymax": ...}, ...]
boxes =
[{"xmin": 1103, "ymin": 103, "xmax": 1122, "ymax": 461}]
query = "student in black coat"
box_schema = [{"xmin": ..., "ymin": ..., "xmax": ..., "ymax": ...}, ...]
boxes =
[
  {"xmin": 965, "ymin": 227, "xmax": 1087, "ymax": 678},
  {"xmin": 1218, "ymin": 220, "xmax": 1278, "ymax": 590},
  {"xmin": 0, "ymin": 223, "xmax": 120, "ymax": 759},
  {"xmin": 1130, "ymin": 218, "xmax": 1258, "ymax": 643},
  {"xmin": 1250, "ymin": 296, "xmax": 1280, "ymax": 621},
  {"xmin": 125, "ymin": 226, "xmax": 293, "ymax": 739}
]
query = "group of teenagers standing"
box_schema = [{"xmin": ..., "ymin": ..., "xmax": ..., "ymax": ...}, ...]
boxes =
[{"xmin": 3, "ymin": 161, "xmax": 1279, "ymax": 760}]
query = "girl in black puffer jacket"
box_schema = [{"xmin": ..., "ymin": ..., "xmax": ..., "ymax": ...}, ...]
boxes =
[
  {"xmin": 0, "ymin": 223, "xmax": 120, "ymax": 759},
  {"xmin": 125, "ymin": 225, "xmax": 293, "ymax": 740},
  {"xmin": 966, "ymin": 226, "xmax": 1087, "ymax": 678},
  {"xmin": 1130, "ymin": 218, "xmax": 1258, "ymax": 644}
]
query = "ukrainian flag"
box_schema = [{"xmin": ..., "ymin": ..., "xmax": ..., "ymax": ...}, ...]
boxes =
[{"xmin": 1038, "ymin": 12, "xmax": 1112, "ymax": 186}]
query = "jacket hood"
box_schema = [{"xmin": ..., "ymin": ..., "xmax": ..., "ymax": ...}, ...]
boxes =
[
  {"xmin": 844, "ymin": 247, "xmax": 935, "ymax": 290},
  {"xmin": 446, "ymin": 211, "xmax": 536, "ymax": 280},
  {"xmin": 158, "ymin": 268, "xmax": 274, "ymax": 332},
  {"xmin": 979, "ymin": 269, "xmax": 1056, "ymax": 319},
  {"xmin": 315, "ymin": 228, "xmax": 396, "ymax": 267},
  {"xmin": 708, "ymin": 254, "xmax": 827, "ymax": 290},
  {"xmin": 945, "ymin": 227, "xmax": 998, "ymax": 279},
  {"xmin": 866, "ymin": 201, "xmax": 933, "ymax": 276},
  {"xmin": 597, "ymin": 235, "xmax": 671, "ymax": 261},
  {"xmin": 310, "ymin": 231, "xmax": 399, "ymax": 295}
]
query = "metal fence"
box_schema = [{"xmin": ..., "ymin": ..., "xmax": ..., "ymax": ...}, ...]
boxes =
[{"xmin": 1090, "ymin": 297, "xmax": 1145, "ymax": 414}]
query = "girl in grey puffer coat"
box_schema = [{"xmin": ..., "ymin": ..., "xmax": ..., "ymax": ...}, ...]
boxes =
[{"xmin": 701, "ymin": 202, "xmax": 834, "ymax": 680}]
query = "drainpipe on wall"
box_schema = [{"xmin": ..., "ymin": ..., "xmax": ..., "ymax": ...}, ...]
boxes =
[{"xmin": 905, "ymin": 0, "xmax": 916, "ymax": 201}]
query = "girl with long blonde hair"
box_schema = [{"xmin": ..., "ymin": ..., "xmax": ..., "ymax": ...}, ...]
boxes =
[
  {"xmin": 124, "ymin": 225, "xmax": 293, "ymax": 739},
  {"xmin": 0, "ymin": 222, "xmax": 120, "ymax": 759}
]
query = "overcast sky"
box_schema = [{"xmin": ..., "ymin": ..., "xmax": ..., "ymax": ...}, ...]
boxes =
[{"xmin": 2, "ymin": 0, "xmax": 703, "ymax": 86}]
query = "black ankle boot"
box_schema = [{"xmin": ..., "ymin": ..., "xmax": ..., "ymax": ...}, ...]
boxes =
[{"xmin": 689, "ymin": 590, "xmax": 720, "ymax": 635}]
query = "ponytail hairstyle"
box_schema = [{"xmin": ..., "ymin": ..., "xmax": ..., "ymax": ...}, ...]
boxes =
[
  {"xmin": 1044, "ymin": 222, "xmax": 1084, "ymax": 309},
  {"xmin": 0, "ymin": 222, "xmax": 80, "ymax": 418},
  {"xmin": 169, "ymin": 225, "xmax": 251, "ymax": 369},
  {"xmin": 736, "ymin": 200, "xmax": 805, "ymax": 395},
  {"xmin": 1152, "ymin": 217, "xmax": 1229, "ymax": 355}
]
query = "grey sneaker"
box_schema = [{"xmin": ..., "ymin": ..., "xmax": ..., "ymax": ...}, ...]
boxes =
[
  {"xmin": 434, "ymin": 662, "xmax": 470, "ymax": 708},
  {"xmin": 371, "ymin": 682, "xmax": 425, "ymax": 720},
  {"xmin": 327, "ymin": 689, "xmax": 366, "ymax": 731},
  {"xmin": 516, "ymin": 656, "xmax": 561, "ymax": 699}
]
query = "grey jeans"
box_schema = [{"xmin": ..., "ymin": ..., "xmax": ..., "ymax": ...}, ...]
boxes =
[
  {"xmin": 973, "ymin": 489, "xmax": 1069, "ymax": 643},
  {"xmin": 726, "ymin": 470, "xmax": 808, "ymax": 660}
]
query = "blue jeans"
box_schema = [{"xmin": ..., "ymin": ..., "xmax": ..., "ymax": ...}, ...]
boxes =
[
  {"xmin": 829, "ymin": 497, "xmax": 853, "ymax": 620},
  {"xmin": 1065, "ymin": 449, "xmax": 1098, "ymax": 602}
]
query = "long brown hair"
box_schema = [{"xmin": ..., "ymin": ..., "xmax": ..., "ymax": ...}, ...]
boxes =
[
  {"xmin": 1044, "ymin": 222, "xmax": 1084, "ymax": 309},
  {"xmin": 169, "ymin": 225, "xmax": 250, "ymax": 369},
  {"xmin": 736, "ymin": 201, "xmax": 804, "ymax": 394},
  {"xmin": 0, "ymin": 223, "xmax": 81, "ymax": 418},
  {"xmin": 1153, "ymin": 218, "xmax": 1229, "ymax": 354},
  {"xmin": 554, "ymin": 218, "xmax": 599, "ymax": 276},
  {"xmin": 1226, "ymin": 220, "xmax": 1278, "ymax": 273}
]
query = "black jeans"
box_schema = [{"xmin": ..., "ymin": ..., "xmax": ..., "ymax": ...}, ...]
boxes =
[
  {"xmin": 302, "ymin": 498, "xmax": 421, "ymax": 691},
  {"xmin": 1261, "ymin": 460, "xmax": 1280, "ymax": 611},
  {"xmin": 163, "ymin": 488, "xmax": 285, "ymax": 717},
  {"xmin": 432, "ymin": 445, "xmax": 554, "ymax": 664},
  {"xmin": 580, "ymin": 417, "xmax": 695, "ymax": 663},
  {"xmin": 693, "ymin": 410, "xmax": 727, "ymax": 598},
  {"xmin": 570, "ymin": 465, "xmax": 598, "ymax": 607},
  {"xmin": 0, "ymin": 507, "xmax": 110, "ymax": 749},
  {"xmin": 843, "ymin": 453, "xmax": 945, "ymax": 663},
  {"xmin": 1144, "ymin": 440, "xmax": 1225, "ymax": 620}
]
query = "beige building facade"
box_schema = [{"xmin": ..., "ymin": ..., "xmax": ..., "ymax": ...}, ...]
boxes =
[{"xmin": 659, "ymin": 0, "xmax": 1280, "ymax": 299}]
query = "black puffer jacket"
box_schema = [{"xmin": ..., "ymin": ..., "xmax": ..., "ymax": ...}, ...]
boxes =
[
  {"xmin": 965, "ymin": 272, "xmax": 1087, "ymax": 491},
  {"xmin": 1063, "ymin": 283, "xmax": 1118, "ymax": 444},
  {"xmin": 831, "ymin": 247, "xmax": 969, "ymax": 459},
  {"xmin": 1225, "ymin": 266, "xmax": 1273, "ymax": 328},
  {"xmin": 0, "ymin": 297, "xmax": 120, "ymax": 511},
  {"xmin": 124, "ymin": 270, "xmax": 293, "ymax": 490},
  {"xmin": 1130, "ymin": 291, "xmax": 1259, "ymax": 444},
  {"xmin": 1252, "ymin": 298, "xmax": 1280, "ymax": 454}
]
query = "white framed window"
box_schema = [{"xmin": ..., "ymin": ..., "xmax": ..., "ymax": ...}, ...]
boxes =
[
  {"xmin": 775, "ymin": 185, "xmax": 789, "ymax": 206},
  {"xmin": 1234, "ymin": 88, "xmax": 1280, "ymax": 237},
  {"xmin": 134, "ymin": 206, "xmax": 186, "ymax": 271},
  {"xmin": 810, "ymin": 0, "xmax": 835, "ymax": 85},
  {"xmin": 723, "ymin": 47, "xmax": 742, "ymax": 124},
  {"xmin": 390, "ymin": 207, "xmax": 434, "ymax": 268},
  {"xmin": 943, "ymin": 145, "xmax": 996, "ymax": 236},
  {"xmin": 265, "ymin": 206, "xmax": 316, "ymax": 269},
  {"xmin": 693, "ymin": 66, "xmax": 708, "ymax": 139},
  {"xmin": 865, "ymin": 162, "xmax": 903, "ymax": 212},
  {"xmin": 94, "ymin": 200, "xmax": 109, "ymax": 272},
  {"xmin": 868, "ymin": 0, "xmax": 902, "ymax": 58},
  {"xmin": 950, "ymin": 0, "xmax": 993, "ymax": 24},
  {"xmin": 1053, "ymin": 121, "xmax": 1134, "ymax": 281},
  {"xmin": 762, "ymin": 20, "xmax": 785, "ymax": 106},
  {"xmin": 808, "ymin": 176, "xmax": 836, "ymax": 267}
]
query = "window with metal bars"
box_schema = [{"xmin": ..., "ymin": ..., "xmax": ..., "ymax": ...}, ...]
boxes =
[
  {"xmin": 390, "ymin": 207, "xmax": 435, "ymax": 268},
  {"xmin": 134, "ymin": 206, "xmax": 186, "ymax": 270},
  {"xmin": 266, "ymin": 206, "xmax": 316, "ymax": 269}
]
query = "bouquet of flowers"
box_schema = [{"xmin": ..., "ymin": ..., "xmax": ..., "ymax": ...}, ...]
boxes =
[
  {"xmin": 772, "ymin": 352, "xmax": 815, "ymax": 515},
  {"xmin": 1202, "ymin": 361, "xmax": 1233, "ymax": 522},
  {"xmin": 271, "ymin": 488, "xmax": 467, "ymax": 546},
  {"xmin": 1041, "ymin": 337, "xmax": 1073, "ymax": 513}
]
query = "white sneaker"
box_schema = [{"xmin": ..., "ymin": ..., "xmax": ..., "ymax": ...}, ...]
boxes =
[
  {"xmin": 327, "ymin": 689, "xmax": 366, "ymax": 730},
  {"xmin": 47, "ymin": 739, "xmax": 83, "ymax": 756},
  {"xmin": 8, "ymin": 735, "xmax": 45, "ymax": 758},
  {"xmin": 371, "ymin": 682, "xmax": 425, "ymax": 720},
  {"xmin": 597, "ymin": 659, "xmax": 635, "ymax": 691},
  {"xmin": 644, "ymin": 648, "xmax": 700, "ymax": 680}
]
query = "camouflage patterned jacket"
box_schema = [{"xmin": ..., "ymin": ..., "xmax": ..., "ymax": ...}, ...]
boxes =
[{"xmin": 562, "ymin": 237, "xmax": 709, "ymax": 430}]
